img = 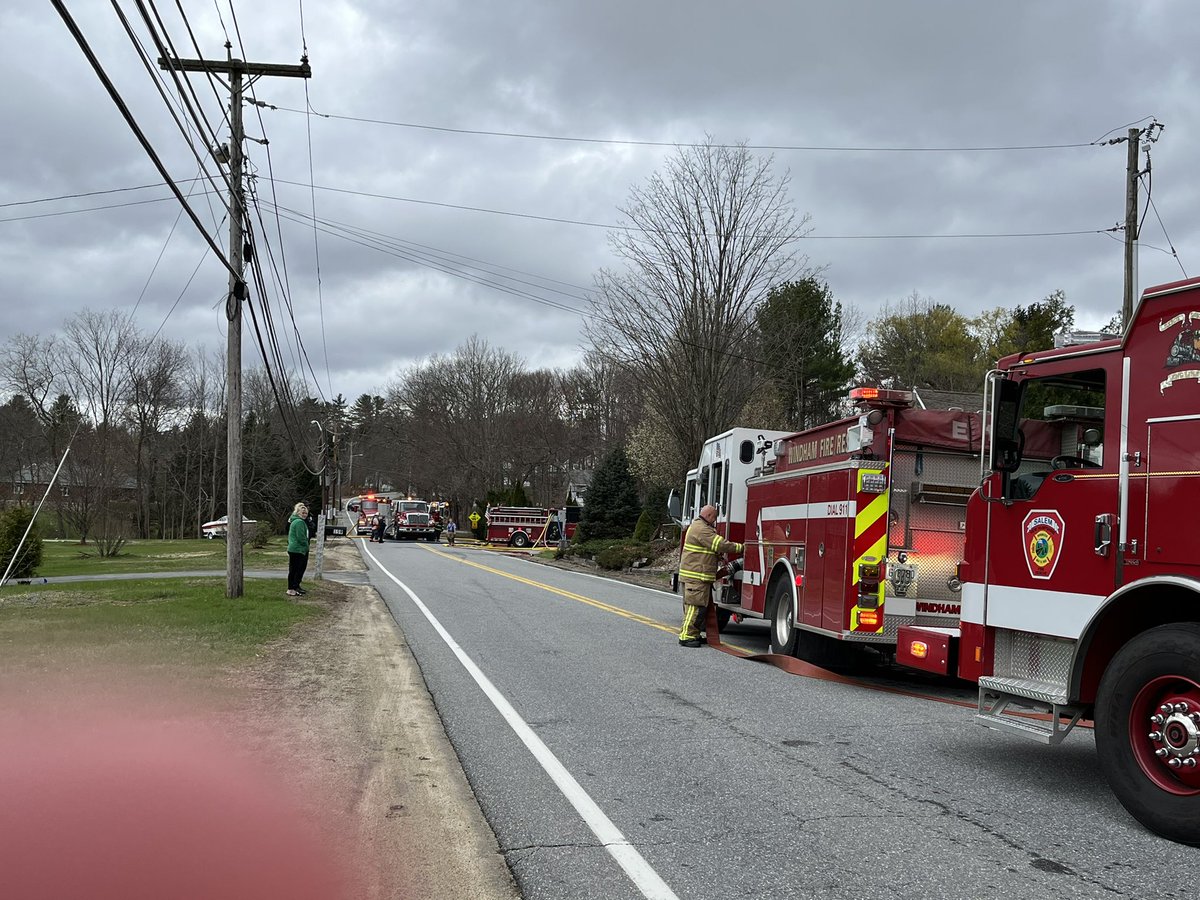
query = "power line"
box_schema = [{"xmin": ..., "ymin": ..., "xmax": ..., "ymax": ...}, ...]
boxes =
[
  {"xmin": 301, "ymin": 75, "xmax": 333, "ymax": 399},
  {"xmin": 0, "ymin": 191, "xmax": 220, "ymax": 224},
  {"xmin": 261, "ymin": 198, "xmax": 595, "ymax": 303},
  {"xmin": 9, "ymin": 173, "xmax": 1116, "ymax": 243},
  {"xmin": 50, "ymin": 0, "xmax": 238, "ymax": 280},
  {"xmin": 245, "ymin": 187, "xmax": 330, "ymax": 402},
  {"xmin": 262, "ymin": 200, "xmax": 591, "ymax": 318},
  {"xmin": 223, "ymin": 0, "xmax": 334, "ymax": 400},
  {"xmin": 268, "ymin": 177, "xmax": 1112, "ymax": 240},
  {"xmin": 147, "ymin": 231, "xmax": 225, "ymax": 345},
  {"xmin": 1139, "ymin": 173, "xmax": 1188, "ymax": 278},
  {"xmin": 133, "ymin": 162, "xmax": 207, "ymax": 316},
  {"xmin": 0, "ymin": 178, "xmax": 206, "ymax": 209},
  {"xmin": 115, "ymin": 0, "xmax": 234, "ymax": 211},
  {"xmin": 267, "ymin": 105, "xmax": 1097, "ymax": 153}
]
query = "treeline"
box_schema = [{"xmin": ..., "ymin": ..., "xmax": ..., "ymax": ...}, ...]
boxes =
[{"xmin": 0, "ymin": 143, "xmax": 1116, "ymax": 542}]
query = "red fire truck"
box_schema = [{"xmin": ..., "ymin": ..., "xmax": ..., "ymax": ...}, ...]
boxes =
[
  {"xmin": 486, "ymin": 506, "xmax": 579, "ymax": 548},
  {"xmin": 672, "ymin": 274, "xmax": 1200, "ymax": 843},
  {"xmin": 388, "ymin": 499, "xmax": 440, "ymax": 541}
]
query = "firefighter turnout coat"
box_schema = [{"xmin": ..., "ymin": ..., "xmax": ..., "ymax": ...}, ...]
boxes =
[{"xmin": 678, "ymin": 516, "xmax": 742, "ymax": 604}]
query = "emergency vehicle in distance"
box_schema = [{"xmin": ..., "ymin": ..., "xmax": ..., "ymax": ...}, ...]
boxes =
[
  {"xmin": 347, "ymin": 494, "xmax": 390, "ymax": 536},
  {"xmin": 670, "ymin": 274, "xmax": 1200, "ymax": 845},
  {"xmin": 485, "ymin": 506, "xmax": 579, "ymax": 547},
  {"xmin": 387, "ymin": 499, "xmax": 440, "ymax": 541}
]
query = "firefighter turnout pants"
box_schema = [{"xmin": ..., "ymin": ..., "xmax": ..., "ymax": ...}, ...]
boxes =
[{"xmin": 679, "ymin": 581, "xmax": 712, "ymax": 642}]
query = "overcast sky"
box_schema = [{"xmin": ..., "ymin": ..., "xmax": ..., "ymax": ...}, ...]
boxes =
[{"xmin": 3, "ymin": 1, "xmax": 1198, "ymax": 405}]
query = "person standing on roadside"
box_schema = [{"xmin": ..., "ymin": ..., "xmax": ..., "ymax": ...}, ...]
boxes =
[
  {"xmin": 287, "ymin": 502, "xmax": 310, "ymax": 597},
  {"xmin": 445, "ymin": 519, "xmax": 457, "ymax": 546},
  {"xmin": 677, "ymin": 504, "xmax": 742, "ymax": 648}
]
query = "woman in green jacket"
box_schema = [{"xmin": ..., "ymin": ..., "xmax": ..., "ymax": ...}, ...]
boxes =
[{"xmin": 286, "ymin": 502, "xmax": 310, "ymax": 596}]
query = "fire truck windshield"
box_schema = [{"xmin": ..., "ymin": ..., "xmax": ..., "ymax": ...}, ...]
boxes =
[{"xmin": 1005, "ymin": 369, "xmax": 1107, "ymax": 500}]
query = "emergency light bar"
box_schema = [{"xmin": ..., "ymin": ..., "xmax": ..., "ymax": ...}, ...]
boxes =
[{"xmin": 849, "ymin": 387, "xmax": 913, "ymax": 405}]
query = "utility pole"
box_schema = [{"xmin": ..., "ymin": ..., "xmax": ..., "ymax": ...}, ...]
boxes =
[
  {"xmin": 332, "ymin": 430, "xmax": 342, "ymax": 517},
  {"xmin": 1118, "ymin": 120, "xmax": 1164, "ymax": 331},
  {"xmin": 1122, "ymin": 127, "xmax": 1140, "ymax": 331},
  {"xmin": 160, "ymin": 45, "xmax": 311, "ymax": 597}
]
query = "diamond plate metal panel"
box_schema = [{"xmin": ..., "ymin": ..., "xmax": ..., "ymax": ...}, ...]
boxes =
[
  {"xmin": 887, "ymin": 450, "xmax": 975, "ymax": 605},
  {"xmin": 845, "ymin": 614, "xmax": 908, "ymax": 644},
  {"xmin": 994, "ymin": 629, "xmax": 1074, "ymax": 687}
]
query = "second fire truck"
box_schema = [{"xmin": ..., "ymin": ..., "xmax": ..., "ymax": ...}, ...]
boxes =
[{"xmin": 672, "ymin": 274, "xmax": 1200, "ymax": 844}]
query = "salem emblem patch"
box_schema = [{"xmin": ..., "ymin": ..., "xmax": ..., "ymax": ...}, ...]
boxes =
[{"xmin": 1023, "ymin": 509, "xmax": 1065, "ymax": 580}]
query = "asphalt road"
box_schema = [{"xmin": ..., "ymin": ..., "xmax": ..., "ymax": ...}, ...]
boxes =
[{"xmin": 358, "ymin": 539, "xmax": 1199, "ymax": 900}]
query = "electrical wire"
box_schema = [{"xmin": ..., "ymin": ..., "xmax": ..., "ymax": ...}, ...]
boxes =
[
  {"xmin": 50, "ymin": 0, "xmax": 238, "ymax": 280},
  {"xmin": 260, "ymin": 199, "xmax": 592, "ymax": 318},
  {"xmin": 116, "ymin": 0, "xmax": 234, "ymax": 211},
  {"xmin": 133, "ymin": 161, "xmax": 208, "ymax": 316},
  {"xmin": 225, "ymin": 0, "xmax": 332, "ymax": 401},
  {"xmin": 147, "ymin": 222, "xmax": 227, "ymax": 344},
  {"xmin": 301, "ymin": 81, "xmax": 334, "ymax": 400},
  {"xmin": 265, "ymin": 177, "xmax": 1109, "ymax": 240},
  {"xmin": 260, "ymin": 198, "xmax": 595, "ymax": 304},
  {"xmin": 0, "ymin": 178, "xmax": 207, "ymax": 209},
  {"xmin": 269, "ymin": 105, "xmax": 1098, "ymax": 153},
  {"xmin": 1139, "ymin": 172, "xmax": 1188, "ymax": 278},
  {"xmin": 246, "ymin": 186, "xmax": 329, "ymax": 401},
  {"xmin": 0, "ymin": 191, "xmax": 222, "ymax": 224}
]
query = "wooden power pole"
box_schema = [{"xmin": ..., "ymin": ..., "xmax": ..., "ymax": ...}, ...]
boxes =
[
  {"xmin": 1122, "ymin": 127, "xmax": 1140, "ymax": 331},
  {"xmin": 159, "ymin": 45, "xmax": 310, "ymax": 597}
]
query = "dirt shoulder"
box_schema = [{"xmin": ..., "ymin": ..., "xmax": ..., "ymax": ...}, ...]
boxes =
[
  {"xmin": 0, "ymin": 539, "xmax": 519, "ymax": 900},
  {"xmin": 234, "ymin": 539, "xmax": 520, "ymax": 899}
]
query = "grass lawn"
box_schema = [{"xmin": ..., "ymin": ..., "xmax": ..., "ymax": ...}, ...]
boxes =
[
  {"xmin": 0, "ymin": 576, "xmax": 326, "ymax": 667},
  {"xmin": 30, "ymin": 537, "xmax": 293, "ymax": 577}
]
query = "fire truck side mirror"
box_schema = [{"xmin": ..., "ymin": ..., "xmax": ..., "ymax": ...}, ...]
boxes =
[
  {"xmin": 666, "ymin": 490, "xmax": 682, "ymax": 522},
  {"xmin": 994, "ymin": 429, "xmax": 1025, "ymax": 473}
]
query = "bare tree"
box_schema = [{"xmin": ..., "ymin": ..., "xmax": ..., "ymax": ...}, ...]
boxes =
[
  {"xmin": 59, "ymin": 310, "xmax": 140, "ymax": 546},
  {"xmin": 585, "ymin": 140, "xmax": 811, "ymax": 474},
  {"xmin": 124, "ymin": 336, "xmax": 186, "ymax": 537},
  {"xmin": 390, "ymin": 336, "xmax": 524, "ymax": 508},
  {"xmin": 0, "ymin": 333, "xmax": 62, "ymax": 427}
]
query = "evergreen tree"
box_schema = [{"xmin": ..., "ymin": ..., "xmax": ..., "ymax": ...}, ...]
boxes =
[
  {"xmin": 756, "ymin": 278, "xmax": 855, "ymax": 430},
  {"xmin": 577, "ymin": 447, "xmax": 641, "ymax": 541},
  {"xmin": 0, "ymin": 506, "xmax": 42, "ymax": 579}
]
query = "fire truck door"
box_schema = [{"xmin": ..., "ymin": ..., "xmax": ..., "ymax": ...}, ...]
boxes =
[{"xmin": 985, "ymin": 463, "xmax": 1119, "ymax": 636}]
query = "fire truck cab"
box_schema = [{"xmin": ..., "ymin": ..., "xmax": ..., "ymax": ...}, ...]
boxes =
[{"xmin": 933, "ymin": 274, "xmax": 1200, "ymax": 844}]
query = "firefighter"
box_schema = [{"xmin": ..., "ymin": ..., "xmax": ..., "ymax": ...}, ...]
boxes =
[{"xmin": 677, "ymin": 504, "xmax": 743, "ymax": 648}]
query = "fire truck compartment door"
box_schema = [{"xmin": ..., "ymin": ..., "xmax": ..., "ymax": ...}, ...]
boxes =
[{"xmin": 1145, "ymin": 417, "xmax": 1200, "ymax": 567}]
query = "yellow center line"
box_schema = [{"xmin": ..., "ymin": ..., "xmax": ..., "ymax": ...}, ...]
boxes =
[{"xmin": 419, "ymin": 545, "xmax": 758, "ymax": 654}]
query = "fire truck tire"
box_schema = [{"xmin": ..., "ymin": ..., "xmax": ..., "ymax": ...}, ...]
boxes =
[
  {"xmin": 1095, "ymin": 622, "xmax": 1200, "ymax": 845},
  {"xmin": 768, "ymin": 578, "xmax": 798, "ymax": 656},
  {"xmin": 510, "ymin": 532, "xmax": 531, "ymax": 549},
  {"xmin": 715, "ymin": 607, "xmax": 732, "ymax": 632}
]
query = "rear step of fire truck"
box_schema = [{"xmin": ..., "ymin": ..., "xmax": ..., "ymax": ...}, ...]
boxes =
[{"xmin": 975, "ymin": 677, "xmax": 1087, "ymax": 745}]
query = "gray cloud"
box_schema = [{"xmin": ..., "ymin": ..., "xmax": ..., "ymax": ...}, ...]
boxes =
[{"xmin": 3, "ymin": 0, "xmax": 1198, "ymax": 404}]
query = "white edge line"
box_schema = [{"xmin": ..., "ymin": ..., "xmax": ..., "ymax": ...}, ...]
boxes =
[{"xmin": 361, "ymin": 543, "xmax": 680, "ymax": 900}]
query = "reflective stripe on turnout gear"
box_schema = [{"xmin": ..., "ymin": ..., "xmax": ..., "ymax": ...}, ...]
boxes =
[
  {"xmin": 679, "ymin": 603, "xmax": 704, "ymax": 641},
  {"xmin": 678, "ymin": 516, "xmax": 742, "ymax": 584}
]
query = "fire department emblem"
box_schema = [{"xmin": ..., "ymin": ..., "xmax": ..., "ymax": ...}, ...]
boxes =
[
  {"xmin": 1023, "ymin": 509, "xmax": 1065, "ymax": 580},
  {"xmin": 1159, "ymin": 311, "xmax": 1200, "ymax": 393}
]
